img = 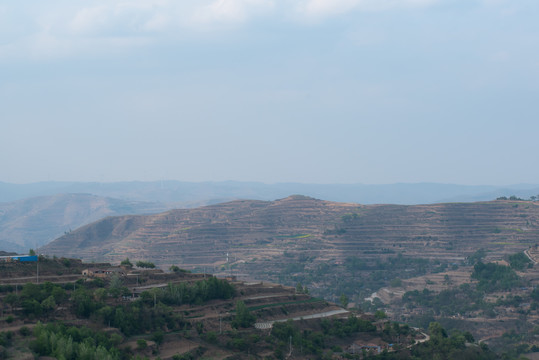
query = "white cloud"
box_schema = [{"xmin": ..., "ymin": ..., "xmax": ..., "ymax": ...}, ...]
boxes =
[
  {"xmin": 191, "ymin": 0, "xmax": 274, "ymax": 26},
  {"xmin": 64, "ymin": 0, "xmax": 275, "ymax": 35},
  {"xmin": 68, "ymin": 1, "xmax": 174, "ymax": 36},
  {"xmin": 0, "ymin": 1, "xmax": 178, "ymax": 61},
  {"xmin": 0, "ymin": 0, "xmax": 502, "ymax": 62},
  {"xmin": 69, "ymin": 6, "xmax": 110, "ymax": 35},
  {"xmin": 298, "ymin": 0, "xmax": 359, "ymax": 18},
  {"xmin": 0, "ymin": 0, "xmax": 280, "ymax": 61},
  {"xmin": 296, "ymin": 0, "xmax": 440, "ymax": 20},
  {"xmin": 143, "ymin": 13, "xmax": 170, "ymax": 32},
  {"xmin": 0, "ymin": 30, "xmax": 152, "ymax": 62}
]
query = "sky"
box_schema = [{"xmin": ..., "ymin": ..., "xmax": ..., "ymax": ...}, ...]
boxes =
[{"xmin": 1, "ymin": 0, "xmax": 538, "ymax": 185}]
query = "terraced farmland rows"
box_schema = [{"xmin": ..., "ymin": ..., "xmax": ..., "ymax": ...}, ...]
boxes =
[{"xmin": 42, "ymin": 198, "xmax": 539, "ymax": 301}]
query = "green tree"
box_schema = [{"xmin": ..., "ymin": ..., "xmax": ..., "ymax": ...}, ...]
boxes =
[
  {"xmin": 5, "ymin": 293, "xmax": 18, "ymax": 312},
  {"xmin": 136, "ymin": 261, "xmax": 156, "ymax": 269},
  {"xmin": 71, "ymin": 288, "xmax": 97, "ymax": 317},
  {"xmin": 51, "ymin": 287, "xmax": 67, "ymax": 303},
  {"xmin": 41, "ymin": 296, "xmax": 56, "ymax": 313},
  {"xmin": 508, "ymin": 252, "xmax": 531, "ymax": 271},
  {"xmin": 428, "ymin": 321, "xmax": 447, "ymax": 339},
  {"xmin": 374, "ymin": 310, "xmax": 387, "ymax": 320},
  {"xmin": 94, "ymin": 288, "xmax": 108, "ymax": 302},
  {"xmin": 339, "ymin": 294, "xmax": 349, "ymax": 308},
  {"xmin": 472, "ymin": 261, "xmax": 520, "ymax": 292},
  {"xmin": 108, "ymin": 274, "xmax": 123, "ymax": 298},
  {"xmin": 136, "ymin": 339, "xmax": 147, "ymax": 350},
  {"xmin": 468, "ymin": 248, "xmax": 487, "ymax": 265},
  {"xmin": 443, "ymin": 274, "xmax": 452, "ymax": 285},
  {"xmin": 152, "ymin": 330, "xmax": 164, "ymax": 345},
  {"xmin": 120, "ymin": 258, "xmax": 133, "ymax": 268},
  {"xmin": 232, "ymin": 301, "xmax": 255, "ymax": 328}
]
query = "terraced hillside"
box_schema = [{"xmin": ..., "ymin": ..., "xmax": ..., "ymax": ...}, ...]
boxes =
[
  {"xmin": 41, "ymin": 196, "xmax": 539, "ymax": 303},
  {"xmin": 329, "ymin": 201, "xmax": 539, "ymax": 261},
  {"xmin": 41, "ymin": 196, "xmax": 356, "ymax": 265}
]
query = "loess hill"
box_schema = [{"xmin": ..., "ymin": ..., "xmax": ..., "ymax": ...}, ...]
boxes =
[
  {"xmin": 34, "ymin": 196, "xmax": 539, "ymax": 356},
  {"xmin": 0, "ymin": 193, "xmax": 170, "ymax": 253},
  {"xmin": 42, "ymin": 195, "xmax": 539, "ymax": 270}
]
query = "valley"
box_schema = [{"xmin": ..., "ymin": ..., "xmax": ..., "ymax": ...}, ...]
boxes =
[
  {"xmin": 41, "ymin": 196, "xmax": 539, "ymax": 304},
  {"xmin": 4, "ymin": 196, "xmax": 539, "ymax": 357}
]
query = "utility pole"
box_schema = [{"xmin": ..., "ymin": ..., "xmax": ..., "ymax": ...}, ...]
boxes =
[
  {"xmin": 228, "ymin": 252, "xmax": 232, "ymax": 278},
  {"xmin": 288, "ymin": 335, "xmax": 292, "ymax": 357},
  {"xmin": 36, "ymin": 245, "xmax": 39, "ymax": 284}
]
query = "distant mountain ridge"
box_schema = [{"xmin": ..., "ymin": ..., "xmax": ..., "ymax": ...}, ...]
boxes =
[
  {"xmin": 2, "ymin": 180, "xmax": 539, "ymax": 204},
  {"xmin": 0, "ymin": 193, "xmax": 171, "ymax": 253},
  {"xmin": 3, "ymin": 181, "xmax": 539, "ymax": 253}
]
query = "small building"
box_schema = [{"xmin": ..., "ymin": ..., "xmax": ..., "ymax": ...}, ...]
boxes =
[
  {"xmin": 15, "ymin": 255, "xmax": 38, "ymax": 262},
  {"xmin": 0, "ymin": 255, "xmax": 38, "ymax": 262}
]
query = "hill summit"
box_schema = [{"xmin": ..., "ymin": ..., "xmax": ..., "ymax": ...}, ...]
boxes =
[{"xmin": 42, "ymin": 196, "xmax": 539, "ymax": 271}]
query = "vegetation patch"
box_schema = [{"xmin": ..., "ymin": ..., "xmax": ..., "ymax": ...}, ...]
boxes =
[{"xmin": 275, "ymin": 234, "xmax": 312, "ymax": 239}]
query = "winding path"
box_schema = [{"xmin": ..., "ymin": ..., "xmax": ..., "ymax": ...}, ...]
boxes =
[
  {"xmin": 255, "ymin": 309, "xmax": 349, "ymax": 329},
  {"xmin": 524, "ymin": 248, "xmax": 537, "ymax": 264}
]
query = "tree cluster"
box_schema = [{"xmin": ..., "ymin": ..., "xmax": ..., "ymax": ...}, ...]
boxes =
[
  {"xmin": 472, "ymin": 262, "xmax": 521, "ymax": 292},
  {"xmin": 135, "ymin": 261, "xmax": 155, "ymax": 269},
  {"xmin": 30, "ymin": 322, "xmax": 123, "ymax": 360}
]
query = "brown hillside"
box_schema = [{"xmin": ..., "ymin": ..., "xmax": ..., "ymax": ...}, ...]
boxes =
[
  {"xmin": 42, "ymin": 197, "xmax": 539, "ymax": 269},
  {"xmin": 42, "ymin": 195, "xmax": 357, "ymax": 264},
  {"xmin": 35, "ymin": 198, "xmax": 539, "ymax": 355},
  {"xmin": 330, "ymin": 201, "xmax": 539, "ymax": 261}
]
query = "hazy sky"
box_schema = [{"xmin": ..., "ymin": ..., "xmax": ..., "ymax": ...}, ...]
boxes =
[{"xmin": 1, "ymin": 0, "xmax": 538, "ymax": 185}]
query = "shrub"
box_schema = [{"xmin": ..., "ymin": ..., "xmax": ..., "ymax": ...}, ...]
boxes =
[
  {"xmin": 375, "ymin": 310, "xmax": 387, "ymax": 320},
  {"xmin": 137, "ymin": 339, "xmax": 148, "ymax": 350},
  {"xmin": 472, "ymin": 262, "xmax": 520, "ymax": 292},
  {"xmin": 136, "ymin": 261, "xmax": 155, "ymax": 269},
  {"xmin": 508, "ymin": 252, "xmax": 531, "ymax": 271},
  {"xmin": 204, "ymin": 331, "xmax": 217, "ymax": 344},
  {"xmin": 121, "ymin": 258, "xmax": 133, "ymax": 267},
  {"xmin": 152, "ymin": 331, "xmax": 164, "ymax": 345},
  {"xmin": 232, "ymin": 301, "xmax": 255, "ymax": 328}
]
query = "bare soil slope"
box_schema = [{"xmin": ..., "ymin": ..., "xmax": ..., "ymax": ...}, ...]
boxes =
[{"xmin": 42, "ymin": 197, "xmax": 539, "ymax": 268}]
